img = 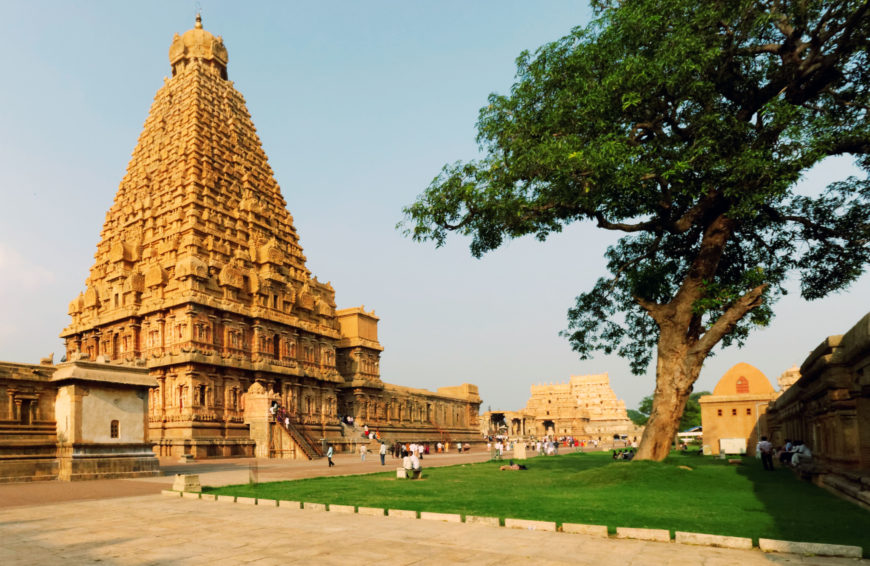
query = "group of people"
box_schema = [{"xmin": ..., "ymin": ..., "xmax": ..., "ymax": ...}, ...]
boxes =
[
  {"xmin": 612, "ymin": 448, "xmax": 636, "ymax": 460},
  {"xmin": 401, "ymin": 448, "xmax": 423, "ymax": 479},
  {"xmin": 356, "ymin": 441, "xmax": 389, "ymax": 465},
  {"xmin": 757, "ymin": 437, "xmax": 812, "ymax": 470}
]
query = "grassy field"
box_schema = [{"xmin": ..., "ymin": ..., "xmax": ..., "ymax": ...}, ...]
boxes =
[{"xmin": 207, "ymin": 452, "xmax": 870, "ymax": 553}]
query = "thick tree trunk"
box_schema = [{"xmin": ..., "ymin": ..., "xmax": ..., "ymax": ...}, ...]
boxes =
[
  {"xmin": 634, "ymin": 345, "xmax": 703, "ymax": 461},
  {"xmin": 630, "ymin": 213, "xmax": 766, "ymax": 461}
]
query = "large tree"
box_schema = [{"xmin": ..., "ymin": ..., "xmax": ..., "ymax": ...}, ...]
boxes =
[{"xmin": 402, "ymin": 0, "xmax": 870, "ymax": 460}]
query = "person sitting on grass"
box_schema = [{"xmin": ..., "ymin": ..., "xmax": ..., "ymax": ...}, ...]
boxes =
[
  {"xmin": 410, "ymin": 451, "xmax": 422, "ymax": 478},
  {"xmin": 402, "ymin": 450, "xmax": 412, "ymax": 477}
]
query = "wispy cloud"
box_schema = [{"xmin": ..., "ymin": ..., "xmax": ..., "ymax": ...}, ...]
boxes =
[{"xmin": 0, "ymin": 242, "xmax": 55, "ymax": 288}]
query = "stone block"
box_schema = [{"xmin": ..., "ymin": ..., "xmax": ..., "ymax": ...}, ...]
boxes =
[
  {"xmin": 236, "ymin": 496, "xmax": 257, "ymax": 505},
  {"xmin": 329, "ymin": 504, "xmax": 355, "ymax": 514},
  {"xmin": 278, "ymin": 500, "xmax": 301, "ymax": 509},
  {"xmin": 505, "ymin": 518, "xmax": 556, "ymax": 532},
  {"xmin": 172, "ymin": 474, "xmax": 201, "ymax": 492},
  {"xmin": 182, "ymin": 491, "xmax": 201, "ymax": 500},
  {"xmin": 465, "ymin": 515, "xmax": 499, "ymax": 527},
  {"xmin": 201, "ymin": 493, "xmax": 217, "ymax": 501},
  {"xmin": 357, "ymin": 506, "xmax": 385, "ymax": 517},
  {"xmin": 420, "ymin": 511, "xmax": 462, "ymax": 523},
  {"xmin": 258, "ymin": 498, "xmax": 278, "ymax": 507},
  {"xmin": 161, "ymin": 489, "xmax": 182, "ymax": 497},
  {"xmin": 758, "ymin": 539, "xmax": 862, "ymax": 558},
  {"xmin": 562, "ymin": 523, "xmax": 608, "ymax": 537},
  {"xmin": 303, "ymin": 502, "xmax": 326, "ymax": 512},
  {"xmin": 388, "ymin": 509, "xmax": 417, "ymax": 519},
  {"xmin": 675, "ymin": 532, "xmax": 752, "ymax": 549},
  {"xmin": 215, "ymin": 495, "xmax": 236, "ymax": 503},
  {"xmin": 616, "ymin": 527, "xmax": 670, "ymax": 542}
]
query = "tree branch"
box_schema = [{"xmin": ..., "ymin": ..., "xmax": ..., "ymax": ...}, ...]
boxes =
[{"xmin": 692, "ymin": 284, "xmax": 768, "ymax": 356}]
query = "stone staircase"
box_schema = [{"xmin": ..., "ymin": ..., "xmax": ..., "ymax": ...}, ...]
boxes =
[{"xmin": 274, "ymin": 418, "xmax": 323, "ymax": 459}]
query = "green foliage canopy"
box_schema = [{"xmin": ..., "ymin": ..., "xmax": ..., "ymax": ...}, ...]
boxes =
[{"xmin": 402, "ymin": 0, "xmax": 869, "ymax": 374}]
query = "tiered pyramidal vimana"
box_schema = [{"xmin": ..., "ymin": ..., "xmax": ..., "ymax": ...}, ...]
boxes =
[{"xmin": 61, "ymin": 16, "xmax": 480, "ymax": 459}]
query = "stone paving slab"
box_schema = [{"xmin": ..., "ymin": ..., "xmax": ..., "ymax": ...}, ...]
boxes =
[
  {"xmin": 562, "ymin": 523, "xmax": 608, "ymax": 537},
  {"xmin": 388, "ymin": 509, "xmax": 417, "ymax": 519},
  {"xmin": 0, "ymin": 495, "xmax": 865, "ymax": 566},
  {"xmin": 465, "ymin": 515, "xmax": 499, "ymax": 527},
  {"xmin": 759, "ymin": 538, "xmax": 863, "ymax": 558},
  {"xmin": 505, "ymin": 518, "xmax": 557, "ymax": 531},
  {"xmin": 676, "ymin": 531, "xmax": 753, "ymax": 550},
  {"xmin": 616, "ymin": 526, "xmax": 670, "ymax": 542},
  {"xmin": 420, "ymin": 511, "xmax": 462, "ymax": 522}
]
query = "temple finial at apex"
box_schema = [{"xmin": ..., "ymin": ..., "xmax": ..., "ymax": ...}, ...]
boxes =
[{"xmin": 195, "ymin": 13, "xmax": 203, "ymax": 29}]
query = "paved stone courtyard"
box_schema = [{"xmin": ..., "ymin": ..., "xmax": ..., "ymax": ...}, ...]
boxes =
[{"xmin": 0, "ymin": 452, "xmax": 866, "ymax": 565}]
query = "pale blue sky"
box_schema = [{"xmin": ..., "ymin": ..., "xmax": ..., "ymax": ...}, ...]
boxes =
[{"xmin": 0, "ymin": 1, "xmax": 867, "ymax": 412}]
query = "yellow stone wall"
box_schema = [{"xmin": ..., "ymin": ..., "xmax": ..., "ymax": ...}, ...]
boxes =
[{"xmin": 700, "ymin": 363, "xmax": 779, "ymax": 455}]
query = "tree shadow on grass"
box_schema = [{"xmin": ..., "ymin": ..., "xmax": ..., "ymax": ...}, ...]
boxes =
[{"xmin": 734, "ymin": 455, "xmax": 870, "ymax": 556}]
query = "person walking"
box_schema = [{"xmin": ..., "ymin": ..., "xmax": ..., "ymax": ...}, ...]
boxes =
[
  {"xmin": 379, "ymin": 442, "xmax": 387, "ymax": 466},
  {"xmin": 327, "ymin": 444, "xmax": 335, "ymax": 467},
  {"xmin": 756, "ymin": 436, "xmax": 774, "ymax": 471},
  {"xmin": 359, "ymin": 443, "xmax": 367, "ymax": 462}
]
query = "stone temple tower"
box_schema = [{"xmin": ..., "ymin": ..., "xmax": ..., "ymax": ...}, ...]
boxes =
[
  {"xmin": 60, "ymin": 16, "xmax": 381, "ymax": 458},
  {"xmin": 61, "ymin": 16, "xmax": 482, "ymax": 459}
]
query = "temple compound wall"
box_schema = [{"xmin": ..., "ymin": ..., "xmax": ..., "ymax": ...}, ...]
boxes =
[
  {"xmin": 764, "ymin": 311, "xmax": 870, "ymax": 505},
  {"xmin": 0, "ymin": 362, "xmax": 58, "ymax": 481},
  {"xmin": 0, "ymin": 358, "xmax": 159, "ymax": 482},
  {"xmin": 483, "ymin": 373, "xmax": 641, "ymax": 441},
  {"xmin": 58, "ymin": 16, "xmax": 480, "ymax": 460}
]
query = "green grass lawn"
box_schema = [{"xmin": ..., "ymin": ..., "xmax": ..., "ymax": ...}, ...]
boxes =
[{"xmin": 207, "ymin": 452, "xmax": 870, "ymax": 553}]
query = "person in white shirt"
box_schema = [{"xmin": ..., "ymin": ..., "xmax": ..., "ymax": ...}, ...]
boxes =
[
  {"xmin": 410, "ymin": 452, "xmax": 422, "ymax": 478},
  {"xmin": 756, "ymin": 436, "xmax": 774, "ymax": 470},
  {"xmin": 791, "ymin": 441, "xmax": 812, "ymax": 467},
  {"xmin": 359, "ymin": 443, "xmax": 367, "ymax": 462},
  {"xmin": 379, "ymin": 442, "xmax": 387, "ymax": 466}
]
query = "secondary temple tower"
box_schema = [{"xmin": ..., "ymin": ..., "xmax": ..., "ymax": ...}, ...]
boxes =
[{"xmin": 60, "ymin": 16, "xmax": 480, "ymax": 459}]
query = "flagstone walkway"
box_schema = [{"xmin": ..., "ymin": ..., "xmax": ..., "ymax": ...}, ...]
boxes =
[{"xmin": 0, "ymin": 451, "xmax": 866, "ymax": 565}]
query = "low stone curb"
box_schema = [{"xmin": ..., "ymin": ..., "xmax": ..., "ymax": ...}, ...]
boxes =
[
  {"xmin": 387, "ymin": 509, "xmax": 417, "ymax": 519},
  {"xmin": 420, "ymin": 511, "xmax": 462, "ymax": 523},
  {"xmin": 170, "ymin": 493, "xmax": 863, "ymax": 558},
  {"xmin": 505, "ymin": 518, "xmax": 556, "ymax": 532},
  {"xmin": 562, "ymin": 523, "xmax": 608, "ymax": 537},
  {"xmin": 616, "ymin": 527, "xmax": 670, "ymax": 542},
  {"xmin": 759, "ymin": 538, "xmax": 862, "ymax": 558},
  {"xmin": 465, "ymin": 515, "xmax": 499, "ymax": 527},
  {"xmin": 676, "ymin": 532, "xmax": 751, "ymax": 550}
]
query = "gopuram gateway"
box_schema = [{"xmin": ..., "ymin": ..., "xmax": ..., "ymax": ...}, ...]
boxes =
[
  {"xmin": 482, "ymin": 373, "xmax": 641, "ymax": 441},
  {"xmin": 58, "ymin": 16, "xmax": 481, "ymax": 460}
]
